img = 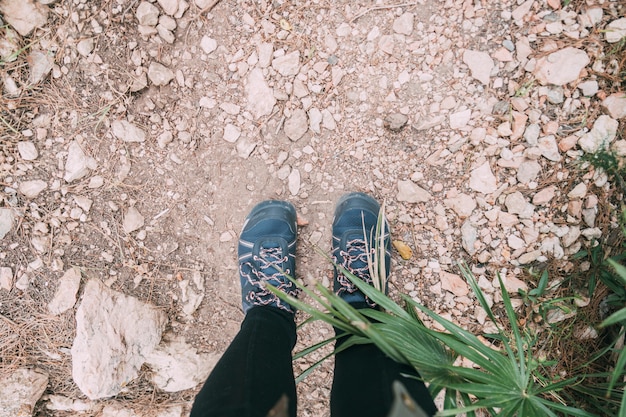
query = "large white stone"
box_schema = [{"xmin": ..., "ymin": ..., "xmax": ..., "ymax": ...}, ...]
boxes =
[
  {"xmin": 0, "ymin": 368, "xmax": 48, "ymax": 417},
  {"xmin": 17, "ymin": 141, "xmax": 38, "ymax": 160},
  {"xmin": 18, "ymin": 180, "xmax": 47, "ymax": 199},
  {"xmin": 605, "ymin": 18, "xmax": 626, "ymax": 43},
  {"xmin": 71, "ymin": 279, "xmax": 167, "ymax": 399},
  {"xmin": 148, "ymin": 62, "xmax": 174, "ymax": 86},
  {"xmin": 0, "ymin": 209, "xmax": 13, "ymax": 240},
  {"xmin": 136, "ymin": 1, "xmax": 159, "ymax": 26},
  {"xmin": 284, "ymin": 109, "xmax": 308, "ymax": 141},
  {"xmin": 533, "ymin": 47, "xmax": 590, "ymax": 86},
  {"xmin": 602, "ymin": 93, "xmax": 626, "ymax": 119},
  {"xmin": 123, "ymin": 207, "xmax": 145, "ymax": 233},
  {"xmin": 245, "ymin": 68, "xmax": 276, "ymax": 119}
]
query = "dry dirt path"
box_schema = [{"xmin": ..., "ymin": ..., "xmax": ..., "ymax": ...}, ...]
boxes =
[{"xmin": 0, "ymin": 0, "xmax": 624, "ymax": 416}]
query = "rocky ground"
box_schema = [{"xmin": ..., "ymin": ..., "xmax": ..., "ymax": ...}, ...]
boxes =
[{"xmin": 0, "ymin": 0, "xmax": 625, "ymax": 416}]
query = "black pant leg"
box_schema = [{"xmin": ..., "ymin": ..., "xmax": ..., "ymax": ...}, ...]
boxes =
[
  {"xmin": 330, "ymin": 336, "xmax": 437, "ymax": 417},
  {"xmin": 191, "ymin": 307, "xmax": 297, "ymax": 417}
]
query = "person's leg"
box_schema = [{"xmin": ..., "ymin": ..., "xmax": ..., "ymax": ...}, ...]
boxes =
[
  {"xmin": 190, "ymin": 306, "xmax": 297, "ymax": 417},
  {"xmin": 191, "ymin": 200, "xmax": 300, "ymax": 417},
  {"xmin": 329, "ymin": 193, "xmax": 437, "ymax": 417}
]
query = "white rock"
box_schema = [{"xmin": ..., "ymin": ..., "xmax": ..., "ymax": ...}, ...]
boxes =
[
  {"xmin": 538, "ymin": 135, "xmax": 560, "ymax": 161},
  {"xmin": 533, "ymin": 47, "xmax": 590, "ymax": 86},
  {"xmin": 502, "ymin": 275, "xmax": 528, "ymax": 293},
  {"xmin": 568, "ymin": 183, "xmax": 587, "ymax": 199},
  {"xmin": 200, "ymin": 35, "xmax": 217, "ymax": 54},
  {"xmin": 272, "ymin": 51, "xmax": 300, "ymax": 76},
  {"xmin": 0, "ymin": 209, "xmax": 14, "ymax": 240},
  {"xmin": 157, "ymin": 0, "xmax": 179, "ymax": 16},
  {"xmin": 562, "ymin": 226, "xmax": 581, "ymax": 248},
  {"xmin": 517, "ymin": 160, "xmax": 541, "ymax": 184},
  {"xmin": 48, "ymin": 267, "xmax": 82, "ymax": 315},
  {"xmin": 74, "ymin": 196, "xmax": 93, "ymax": 212},
  {"xmin": 245, "ymin": 68, "xmax": 276, "ymax": 119},
  {"xmin": 72, "ymin": 279, "xmax": 167, "ymax": 400},
  {"xmin": 533, "ymin": 186, "xmax": 556, "ymax": 205},
  {"xmin": 508, "ymin": 235, "xmax": 526, "ymax": 250},
  {"xmin": 77, "ymin": 38, "xmax": 94, "ymax": 56},
  {"xmin": 518, "ymin": 250, "xmax": 541, "ymax": 264},
  {"xmin": 440, "ymin": 271, "xmax": 469, "ymax": 297},
  {"xmin": 605, "ymin": 18, "xmax": 626, "ymax": 43},
  {"xmin": 0, "ymin": 368, "xmax": 48, "ymax": 417},
  {"xmin": 449, "ymin": 109, "xmax": 471, "ymax": 129},
  {"xmin": 505, "ymin": 192, "xmax": 534, "ymax": 218},
  {"xmin": 444, "ymin": 193, "xmax": 476, "ymax": 218},
  {"xmin": 321, "ymin": 109, "xmax": 337, "ymax": 130},
  {"xmin": 284, "ymin": 109, "xmax": 308, "ymax": 141},
  {"xmin": 28, "ymin": 50, "xmax": 53, "ymax": 85},
  {"xmin": 219, "ymin": 102, "xmax": 240, "ymax": 115},
  {"xmin": 461, "ymin": 221, "xmax": 478, "ymax": 255},
  {"xmin": 397, "ymin": 180, "xmax": 431, "ymax": 203},
  {"xmin": 237, "ymin": 138, "xmax": 257, "ymax": 159},
  {"xmin": 523, "ymin": 124, "xmax": 540, "ymax": 146},
  {"xmin": 0, "ymin": 0, "xmax": 48, "ymax": 36},
  {"xmin": 45, "ymin": 395, "xmax": 93, "ymax": 412},
  {"xmin": 19, "ymin": 180, "xmax": 47, "ymax": 199},
  {"xmin": 0, "ymin": 267, "xmax": 13, "ymax": 291},
  {"xmin": 101, "ymin": 403, "xmax": 137, "ymax": 417},
  {"xmin": 602, "ymin": 93, "xmax": 626, "ymax": 119},
  {"xmin": 288, "ymin": 168, "xmax": 301, "ymax": 195},
  {"xmin": 64, "ymin": 141, "xmax": 92, "ymax": 182},
  {"xmin": 469, "ymin": 162, "xmax": 497, "ymax": 194},
  {"xmin": 18, "ymin": 141, "xmax": 38, "ymax": 160},
  {"xmin": 378, "ymin": 35, "xmax": 395, "ymax": 55},
  {"xmin": 145, "ymin": 336, "xmax": 218, "ymax": 391},
  {"xmin": 393, "ymin": 12, "xmax": 414, "ymax": 35},
  {"xmin": 111, "ymin": 120, "xmax": 146, "ymax": 143},
  {"xmin": 463, "ymin": 50, "xmax": 493, "ymax": 85},
  {"xmin": 136, "ymin": 1, "xmax": 159, "ymax": 26},
  {"xmin": 257, "ymin": 43, "xmax": 273, "ymax": 68},
  {"xmin": 578, "ymin": 115, "xmax": 618, "ymax": 153},
  {"xmin": 148, "ymin": 62, "xmax": 174, "ymax": 86},
  {"xmin": 580, "ymin": 7, "xmax": 603, "ymax": 27},
  {"xmin": 511, "ymin": 0, "xmax": 533, "ymax": 23},
  {"xmin": 308, "ymin": 108, "xmax": 322, "ymax": 134},
  {"xmin": 123, "ymin": 207, "xmax": 145, "ymax": 233},
  {"xmin": 578, "ymin": 80, "xmax": 598, "ymax": 96},
  {"xmin": 223, "ymin": 124, "xmax": 241, "ymax": 143}
]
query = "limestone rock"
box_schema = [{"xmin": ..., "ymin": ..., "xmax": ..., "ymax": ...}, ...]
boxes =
[
  {"xmin": 18, "ymin": 180, "xmax": 47, "ymax": 199},
  {"xmin": 444, "ymin": 193, "xmax": 476, "ymax": 218},
  {"xmin": 272, "ymin": 51, "xmax": 300, "ymax": 76},
  {"xmin": 136, "ymin": 2, "xmax": 159, "ymax": 26},
  {"xmin": 48, "ymin": 267, "xmax": 82, "ymax": 315},
  {"xmin": 0, "ymin": 267, "xmax": 13, "ymax": 290},
  {"xmin": 0, "ymin": 209, "xmax": 14, "ymax": 240},
  {"xmin": 0, "ymin": 368, "xmax": 48, "ymax": 417},
  {"xmin": 605, "ymin": 18, "xmax": 626, "ymax": 43},
  {"xmin": 148, "ymin": 62, "xmax": 174, "ymax": 86},
  {"xmin": 123, "ymin": 207, "xmax": 145, "ymax": 233},
  {"xmin": 18, "ymin": 141, "xmax": 38, "ymax": 160},
  {"xmin": 71, "ymin": 279, "xmax": 167, "ymax": 399},
  {"xmin": 533, "ymin": 48, "xmax": 590, "ymax": 86},
  {"xmin": 392, "ymin": 13, "xmax": 414, "ymax": 35},
  {"xmin": 440, "ymin": 271, "xmax": 469, "ymax": 296},
  {"xmin": 28, "ymin": 50, "xmax": 54, "ymax": 85},
  {"xmin": 602, "ymin": 93, "xmax": 626, "ymax": 119},
  {"xmin": 157, "ymin": 0, "xmax": 179, "ymax": 16},
  {"xmin": 397, "ymin": 180, "xmax": 431, "ymax": 203},
  {"xmin": 111, "ymin": 120, "xmax": 146, "ymax": 143},
  {"xmin": 463, "ymin": 50, "xmax": 494, "ymax": 85},
  {"xmin": 145, "ymin": 336, "xmax": 219, "ymax": 392},
  {"xmin": 64, "ymin": 141, "xmax": 93, "ymax": 183},
  {"xmin": 578, "ymin": 115, "xmax": 618, "ymax": 153},
  {"xmin": 200, "ymin": 35, "xmax": 217, "ymax": 54},
  {"xmin": 245, "ymin": 68, "xmax": 275, "ymax": 119},
  {"xmin": 288, "ymin": 168, "xmax": 301, "ymax": 196},
  {"xmin": 469, "ymin": 162, "xmax": 497, "ymax": 194},
  {"xmin": 0, "ymin": 0, "xmax": 48, "ymax": 36},
  {"xmin": 461, "ymin": 221, "xmax": 478, "ymax": 255},
  {"xmin": 284, "ymin": 109, "xmax": 308, "ymax": 141}
]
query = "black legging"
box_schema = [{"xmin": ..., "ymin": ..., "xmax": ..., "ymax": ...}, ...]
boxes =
[{"xmin": 190, "ymin": 306, "xmax": 437, "ymax": 417}]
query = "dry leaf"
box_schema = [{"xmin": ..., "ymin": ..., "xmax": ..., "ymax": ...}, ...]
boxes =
[
  {"xmin": 279, "ymin": 18, "xmax": 292, "ymax": 31},
  {"xmin": 392, "ymin": 240, "xmax": 413, "ymax": 260}
]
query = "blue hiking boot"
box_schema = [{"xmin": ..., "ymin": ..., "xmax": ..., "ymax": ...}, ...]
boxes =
[
  {"xmin": 331, "ymin": 192, "xmax": 391, "ymax": 308},
  {"xmin": 238, "ymin": 200, "xmax": 298, "ymax": 315}
]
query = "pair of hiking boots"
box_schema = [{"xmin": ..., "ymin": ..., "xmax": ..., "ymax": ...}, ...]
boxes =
[{"xmin": 238, "ymin": 192, "xmax": 390, "ymax": 314}]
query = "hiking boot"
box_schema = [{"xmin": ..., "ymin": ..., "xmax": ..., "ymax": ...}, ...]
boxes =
[
  {"xmin": 238, "ymin": 200, "xmax": 298, "ymax": 314},
  {"xmin": 331, "ymin": 192, "xmax": 390, "ymax": 308}
]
